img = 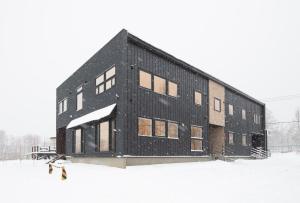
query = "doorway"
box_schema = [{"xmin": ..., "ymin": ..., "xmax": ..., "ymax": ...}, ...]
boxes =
[
  {"xmin": 209, "ymin": 125, "xmax": 225, "ymax": 158},
  {"xmin": 56, "ymin": 127, "xmax": 66, "ymax": 154}
]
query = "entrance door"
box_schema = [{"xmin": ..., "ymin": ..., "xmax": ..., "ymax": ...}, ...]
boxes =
[
  {"xmin": 56, "ymin": 127, "xmax": 66, "ymax": 154},
  {"xmin": 209, "ymin": 125, "xmax": 225, "ymax": 157},
  {"xmin": 99, "ymin": 121, "xmax": 109, "ymax": 152}
]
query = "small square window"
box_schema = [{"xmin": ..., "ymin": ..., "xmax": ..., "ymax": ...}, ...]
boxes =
[
  {"xmin": 214, "ymin": 98, "xmax": 221, "ymax": 112},
  {"xmin": 191, "ymin": 139, "xmax": 203, "ymax": 151},
  {"xmin": 168, "ymin": 81, "xmax": 178, "ymax": 97},
  {"xmin": 194, "ymin": 91, "xmax": 202, "ymax": 106},
  {"xmin": 139, "ymin": 70, "xmax": 152, "ymax": 89},
  {"xmin": 154, "ymin": 76, "xmax": 166, "ymax": 95}
]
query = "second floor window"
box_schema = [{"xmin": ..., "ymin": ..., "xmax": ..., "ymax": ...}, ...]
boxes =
[
  {"xmin": 139, "ymin": 70, "xmax": 152, "ymax": 89},
  {"xmin": 242, "ymin": 109, "xmax": 246, "ymax": 120},
  {"xmin": 194, "ymin": 91, "xmax": 202, "ymax": 106},
  {"xmin": 58, "ymin": 98, "xmax": 68, "ymax": 114},
  {"xmin": 229, "ymin": 104, "xmax": 233, "ymax": 115},
  {"xmin": 77, "ymin": 86, "xmax": 83, "ymax": 111},
  {"xmin": 214, "ymin": 98, "xmax": 221, "ymax": 112},
  {"xmin": 154, "ymin": 75, "xmax": 166, "ymax": 95},
  {"xmin": 96, "ymin": 66, "xmax": 116, "ymax": 95},
  {"xmin": 229, "ymin": 132, "xmax": 234, "ymax": 145}
]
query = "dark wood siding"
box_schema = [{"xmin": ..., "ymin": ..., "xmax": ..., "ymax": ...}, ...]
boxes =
[{"xmin": 126, "ymin": 42, "xmax": 209, "ymax": 156}]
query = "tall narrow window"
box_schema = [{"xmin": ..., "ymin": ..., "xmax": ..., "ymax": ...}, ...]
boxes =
[
  {"xmin": 242, "ymin": 109, "xmax": 246, "ymax": 120},
  {"xmin": 75, "ymin": 128, "xmax": 82, "ymax": 154},
  {"xmin": 77, "ymin": 86, "xmax": 83, "ymax": 111},
  {"xmin": 229, "ymin": 132, "xmax": 234, "ymax": 145},
  {"xmin": 139, "ymin": 70, "xmax": 152, "ymax": 89},
  {"xmin": 58, "ymin": 98, "xmax": 68, "ymax": 115},
  {"xmin": 168, "ymin": 122, "xmax": 178, "ymax": 139},
  {"xmin": 138, "ymin": 117, "xmax": 152, "ymax": 137},
  {"xmin": 214, "ymin": 98, "xmax": 221, "ymax": 112},
  {"xmin": 99, "ymin": 121, "xmax": 109, "ymax": 152},
  {"xmin": 194, "ymin": 91, "xmax": 202, "ymax": 105},
  {"xmin": 242, "ymin": 134, "xmax": 247, "ymax": 146},
  {"xmin": 191, "ymin": 126, "xmax": 203, "ymax": 151},
  {"xmin": 154, "ymin": 76, "xmax": 166, "ymax": 95},
  {"xmin": 229, "ymin": 104, "xmax": 233, "ymax": 115},
  {"xmin": 155, "ymin": 120, "xmax": 166, "ymax": 137},
  {"xmin": 168, "ymin": 81, "xmax": 178, "ymax": 97},
  {"xmin": 59, "ymin": 102, "xmax": 63, "ymax": 114}
]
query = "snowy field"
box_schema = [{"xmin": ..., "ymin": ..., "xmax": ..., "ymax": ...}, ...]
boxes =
[{"xmin": 0, "ymin": 153, "xmax": 299, "ymax": 203}]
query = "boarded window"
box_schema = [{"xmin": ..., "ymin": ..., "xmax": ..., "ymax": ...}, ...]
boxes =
[
  {"xmin": 229, "ymin": 104, "xmax": 233, "ymax": 115},
  {"xmin": 106, "ymin": 66, "xmax": 115, "ymax": 79},
  {"xmin": 154, "ymin": 76, "xmax": 166, "ymax": 94},
  {"xmin": 155, "ymin": 120, "xmax": 166, "ymax": 137},
  {"xmin": 191, "ymin": 139, "xmax": 203, "ymax": 151},
  {"xmin": 214, "ymin": 98, "xmax": 221, "ymax": 112},
  {"xmin": 242, "ymin": 109, "xmax": 246, "ymax": 120},
  {"xmin": 229, "ymin": 132, "xmax": 234, "ymax": 145},
  {"xmin": 99, "ymin": 121, "xmax": 109, "ymax": 152},
  {"xmin": 242, "ymin": 134, "xmax": 247, "ymax": 146},
  {"xmin": 139, "ymin": 70, "xmax": 152, "ymax": 89},
  {"xmin": 77, "ymin": 92, "xmax": 83, "ymax": 111},
  {"xmin": 191, "ymin": 126, "xmax": 203, "ymax": 151},
  {"xmin": 138, "ymin": 117, "xmax": 152, "ymax": 137},
  {"xmin": 195, "ymin": 91, "xmax": 202, "ymax": 105},
  {"xmin": 75, "ymin": 129, "xmax": 82, "ymax": 153},
  {"xmin": 168, "ymin": 122, "xmax": 178, "ymax": 139},
  {"xmin": 168, "ymin": 81, "xmax": 178, "ymax": 97}
]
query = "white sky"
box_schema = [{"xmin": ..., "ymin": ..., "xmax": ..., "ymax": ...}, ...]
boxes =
[{"xmin": 0, "ymin": 0, "xmax": 300, "ymax": 137}]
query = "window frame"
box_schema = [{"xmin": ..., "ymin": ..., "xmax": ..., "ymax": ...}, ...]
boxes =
[
  {"xmin": 229, "ymin": 104, "xmax": 234, "ymax": 116},
  {"xmin": 214, "ymin": 97, "xmax": 221, "ymax": 112},
  {"xmin": 191, "ymin": 125, "xmax": 203, "ymax": 151}
]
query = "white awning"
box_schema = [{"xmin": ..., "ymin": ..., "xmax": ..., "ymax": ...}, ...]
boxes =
[{"xmin": 67, "ymin": 103, "xmax": 116, "ymax": 129}]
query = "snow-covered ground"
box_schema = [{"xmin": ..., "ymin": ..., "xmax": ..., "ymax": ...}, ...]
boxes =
[{"xmin": 0, "ymin": 153, "xmax": 299, "ymax": 203}]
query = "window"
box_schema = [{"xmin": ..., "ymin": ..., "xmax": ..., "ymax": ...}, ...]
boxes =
[
  {"xmin": 154, "ymin": 75, "xmax": 166, "ymax": 94},
  {"xmin": 242, "ymin": 134, "xmax": 247, "ymax": 146},
  {"xmin": 214, "ymin": 98, "xmax": 221, "ymax": 112},
  {"xmin": 96, "ymin": 66, "xmax": 116, "ymax": 95},
  {"xmin": 229, "ymin": 104, "xmax": 233, "ymax": 115},
  {"xmin": 191, "ymin": 126, "xmax": 203, "ymax": 151},
  {"xmin": 168, "ymin": 81, "xmax": 178, "ymax": 97},
  {"xmin": 58, "ymin": 98, "xmax": 68, "ymax": 115},
  {"xmin": 254, "ymin": 114, "xmax": 261, "ymax": 124},
  {"xmin": 99, "ymin": 121, "xmax": 109, "ymax": 152},
  {"xmin": 258, "ymin": 115, "xmax": 260, "ymax": 124},
  {"xmin": 194, "ymin": 91, "xmax": 202, "ymax": 105},
  {"xmin": 138, "ymin": 117, "xmax": 152, "ymax": 137},
  {"xmin": 229, "ymin": 132, "xmax": 234, "ymax": 145},
  {"xmin": 242, "ymin": 109, "xmax": 246, "ymax": 120},
  {"xmin": 77, "ymin": 89, "xmax": 83, "ymax": 111},
  {"xmin": 168, "ymin": 122, "xmax": 178, "ymax": 139},
  {"xmin": 139, "ymin": 70, "xmax": 152, "ymax": 89},
  {"xmin": 155, "ymin": 120, "xmax": 166, "ymax": 137},
  {"xmin": 74, "ymin": 128, "xmax": 82, "ymax": 153}
]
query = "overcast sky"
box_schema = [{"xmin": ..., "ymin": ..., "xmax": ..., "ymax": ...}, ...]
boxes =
[{"xmin": 0, "ymin": 0, "xmax": 300, "ymax": 137}]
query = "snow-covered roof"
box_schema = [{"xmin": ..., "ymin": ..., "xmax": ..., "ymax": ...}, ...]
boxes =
[{"xmin": 67, "ymin": 103, "xmax": 116, "ymax": 129}]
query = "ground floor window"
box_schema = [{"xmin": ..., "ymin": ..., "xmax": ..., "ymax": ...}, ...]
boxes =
[
  {"xmin": 74, "ymin": 128, "xmax": 83, "ymax": 153},
  {"xmin": 242, "ymin": 134, "xmax": 247, "ymax": 146},
  {"xmin": 228, "ymin": 132, "xmax": 234, "ymax": 145},
  {"xmin": 138, "ymin": 117, "xmax": 152, "ymax": 137},
  {"xmin": 168, "ymin": 122, "xmax": 178, "ymax": 139},
  {"xmin": 191, "ymin": 126, "xmax": 203, "ymax": 151},
  {"xmin": 96, "ymin": 119, "xmax": 116, "ymax": 152},
  {"xmin": 155, "ymin": 120, "xmax": 166, "ymax": 137}
]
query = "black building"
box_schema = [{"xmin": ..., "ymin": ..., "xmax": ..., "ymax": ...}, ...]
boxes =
[{"xmin": 56, "ymin": 29, "xmax": 267, "ymax": 164}]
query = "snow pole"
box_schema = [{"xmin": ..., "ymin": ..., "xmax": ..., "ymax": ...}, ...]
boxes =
[
  {"xmin": 49, "ymin": 164, "xmax": 53, "ymax": 174},
  {"xmin": 61, "ymin": 166, "xmax": 67, "ymax": 180}
]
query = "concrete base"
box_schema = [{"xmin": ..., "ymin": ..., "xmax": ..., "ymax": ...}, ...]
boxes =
[{"xmin": 69, "ymin": 156, "xmax": 212, "ymax": 169}]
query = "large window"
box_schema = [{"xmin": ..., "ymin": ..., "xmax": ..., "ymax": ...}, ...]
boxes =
[
  {"xmin": 168, "ymin": 81, "xmax": 178, "ymax": 97},
  {"xmin": 194, "ymin": 91, "xmax": 202, "ymax": 106},
  {"xmin": 214, "ymin": 98, "xmax": 221, "ymax": 112},
  {"xmin": 154, "ymin": 76, "xmax": 166, "ymax": 95},
  {"xmin": 155, "ymin": 120, "xmax": 166, "ymax": 137},
  {"xmin": 191, "ymin": 126, "xmax": 203, "ymax": 151},
  {"xmin": 229, "ymin": 104, "xmax": 233, "ymax": 115},
  {"xmin": 96, "ymin": 66, "xmax": 116, "ymax": 94},
  {"xmin": 77, "ymin": 86, "xmax": 83, "ymax": 111},
  {"xmin": 74, "ymin": 128, "xmax": 82, "ymax": 154},
  {"xmin": 254, "ymin": 114, "xmax": 261, "ymax": 124},
  {"xmin": 138, "ymin": 117, "xmax": 152, "ymax": 137},
  {"xmin": 228, "ymin": 132, "xmax": 234, "ymax": 145},
  {"xmin": 139, "ymin": 70, "xmax": 152, "ymax": 89},
  {"xmin": 99, "ymin": 121, "xmax": 109, "ymax": 152},
  {"xmin": 168, "ymin": 122, "xmax": 178, "ymax": 139},
  {"xmin": 58, "ymin": 98, "xmax": 68, "ymax": 115},
  {"xmin": 242, "ymin": 109, "xmax": 246, "ymax": 120},
  {"xmin": 242, "ymin": 134, "xmax": 247, "ymax": 146}
]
